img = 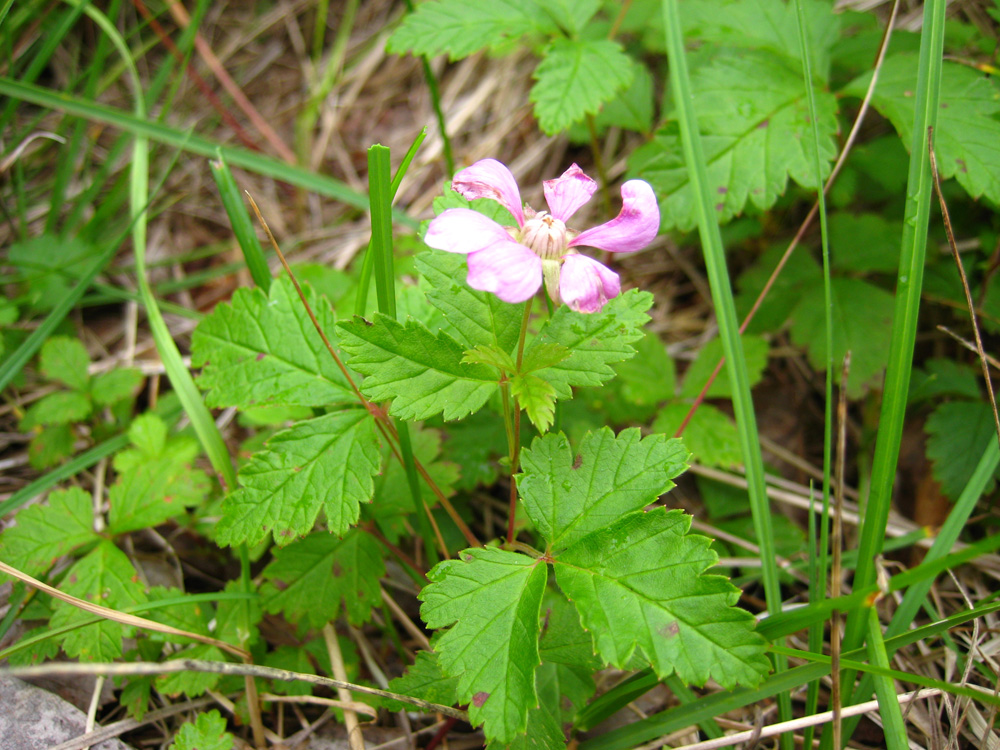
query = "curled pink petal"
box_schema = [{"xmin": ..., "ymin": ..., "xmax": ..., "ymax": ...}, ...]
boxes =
[
  {"xmin": 559, "ymin": 254, "xmax": 621, "ymax": 313},
  {"xmin": 425, "ymin": 209, "xmax": 512, "ymax": 255},
  {"xmin": 568, "ymin": 179, "xmax": 660, "ymax": 254},
  {"xmin": 466, "ymin": 242, "xmax": 542, "ymax": 303},
  {"xmin": 543, "ymin": 164, "xmax": 597, "ymax": 222},
  {"xmin": 452, "ymin": 159, "xmax": 524, "ymax": 227}
]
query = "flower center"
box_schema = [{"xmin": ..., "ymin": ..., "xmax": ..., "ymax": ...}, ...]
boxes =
[{"xmin": 520, "ymin": 212, "xmax": 568, "ymax": 260}]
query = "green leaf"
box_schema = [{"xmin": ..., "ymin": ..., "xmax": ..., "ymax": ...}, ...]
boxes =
[
  {"xmin": 263, "ymin": 646, "xmax": 316, "ymax": 696},
  {"xmin": 440, "ymin": 411, "xmax": 507, "ymax": 491},
  {"xmin": 512, "ymin": 374, "xmax": 557, "ymax": 433},
  {"xmin": 191, "ymin": 277, "xmax": 356, "ymax": 409},
  {"xmin": 90, "ymin": 367, "xmax": 144, "ymax": 406},
  {"xmin": 0, "ymin": 487, "xmax": 96, "ymax": 578},
  {"xmin": 463, "ymin": 344, "xmax": 516, "ymax": 373},
  {"xmin": 50, "ymin": 540, "xmax": 147, "ymax": 662},
  {"xmin": 844, "ymin": 56, "xmax": 1000, "ymax": 206},
  {"xmin": 215, "ymin": 579, "xmax": 263, "ymax": 648},
  {"xmin": 417, "ymin": 251, "xmax": 525, "ymax": 353},
  {"xmin": 542, "ymin": 0, "xmax": 600, "ymax": 36},
  {"xmin": 20, "ymin": 390, "xmax": 92, "ymax": 429},
  {"xmin": 828, "ymin": 212, "xmax": 902, "ymax": 274},
  {"xmin": 530, "ymin": 289, "xmax": 653, "ymax": 399},
  {"xmin": 680, "ymin": 335, "xmax": 769, "ymax": 400},
  {"xmin": 338, "ymin": 314, "xmax": 499, "ymax": 421},
  {"xmin": 531, "ymin": 39, "xmax": 634, "ymax": 135},
  {"xmin": 909, "ymin": 358, "xmax": 981, "ymax": 404},
  {"xmin": 384, "ymin": 651, "xmax": 460, "ymax": 712},
  {"xmin": 553, "ymin": 508, "xmax": 770, "ymax": 688},
  {"xmin": 630, "ymin": 49, "xmax": 838, "ymax": 232},
  {"xmin": 108, "ymin": 458, "xmax": 211, "ymax": 534},
  {"xmin": 8, "ymin": 235, "xmax": 99, "ymax": 311},
  {"xmin": 114, "ymin": 413, "xmax": 199, "ymax": 473},
  {"xmin": 168, "ymin": 709, "xmax": 233, "ymax": 750},
  {"xmin": 39, "ymin": 335, "xmax": 91, "ymax": 391},
  {"xmin": 926, "ymin": 400, "xmax": 1000, "ymax": 500},
  {"xmin": 420, "ymin": 547, "xmax": 547, "ymax": 744},
  {"xmin": 144, "ymin": 586, "xmax": 213, "ymax": 645},
  {"xmin": 570, "ymin": 63, "xmax": 655, "ymax": 140},
  {"xmin": 518, "ymin": 428, "xmax": 689, "ymax": 551},
  {"xmin": 121, "ymin": 676, "xmax": 154, "ymax": 720},
  {"xmin": 27, "ymin": 423, "xmax": 76, "ymax": 469},
  {"xmin": 734, "ymin": 243, "xmax": 820, "ymax": 335},
  {"xmin": 788, "ymin": 277, "xmax": 895, "ymax": 398},
  {"xmin": 652, "ymin": 402, "xmax": 743, "ymax": 468},
  {"xmin": 215, "ymin": 409, "xmax": 381, "ymax": 548},
  {"xmin": 520, "ymin": 342, "xmax": 572, "ymax": 374},
  {"xmin": 489, "ymin": 701, "xmax": 567, "ymax": 750},
  {"xmin": 387, "ymin": 0, "xmax": 549, "ymax": 60},
  {"xmin": 260, "ymin": 529, "xmax": 385, "ymax": 627},
  {"xmin": 157, "ymin": 644, "xmax": 225, "ymax": 698}
]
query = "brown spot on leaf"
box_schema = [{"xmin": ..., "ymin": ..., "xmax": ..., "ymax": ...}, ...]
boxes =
[
  {"xmin": 163, "ymin": 495, "xmax": 174, "ymax": 504},
  {"xmin": 715, "ymin": 203, "xmax": 725, "ymax": 212},
  {"xmin": 757, "ymin": 119, "xmax": 769, "ymax": 129},
  {"xmin": 333, "ymin": 562, "xmax": 343, "ymax": 577},
  {"xmin": 271, "ymin": 579, "xmax": 289, "ymax": 592},
  {"xmin": 460, "ymin": 552, "xmax": 473, "ymax": 563},
  {"xmin": 256, "ymin": 352, "xmax": 266, "ymax": 361},
  {"xmin": 956, "ymin": 158, "xmax": 968, "ymax": 173},
  {"xmin": 659, "ymin": 621, "xmax": 680, "ymax": 638},
  {"xmin": 572, "ymin": 454, "xmax": 582, "ymax": 470},
  {"xmin": 561, "ymin": 695, "xmax": 573, "ymax": 711},
  {"xmin": 472, "ymin": 691, "xmax": 490, "ymax": 707},
  {"xmin": 717, "ymin": 186, "xmax": 727, "ymax": 194}
]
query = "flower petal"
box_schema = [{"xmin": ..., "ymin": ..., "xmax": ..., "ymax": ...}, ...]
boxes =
[
  {"xmin": 452, "ymin": 159, "xmax": 524, "ymax": 227},
  {"xmin": 543, "ymin": 163, "xmax": 597, "ymax": 222},
  {"xmin": 559, "ymin": 254, "xmax": 621, "ymax": 313},
  {"xmin": 568, "ymin": 180, "xmax": 660, "ymax": 254},
  {"xmin": 466, "ymin": 242, "xmax": 542, "ymax": 303},
  {"xmin": 425, "ymin": 209, "xmax": 512, "ymax": 254}
]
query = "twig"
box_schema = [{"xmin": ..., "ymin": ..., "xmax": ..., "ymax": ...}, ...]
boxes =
[
  {"xmin": 324, "ymin": 624, "xmax": 366, "ymax": 750},
  {"xmin": 259, "ymin": 692, "xmax": 377, "ymax": 718},
  {"xmin": 936, "ymin": 326, "xmax": 1000, "ymax": 371},
  {"xmin": 381, "ymin": 587, "xmax": 431, "ymax": 651},
  {"xmin": 831, "ymin": 352, "xmax": 851, "ymax": 749}
]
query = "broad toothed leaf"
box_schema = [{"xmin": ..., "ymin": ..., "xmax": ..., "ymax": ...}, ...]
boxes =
[
  {"xmin": 384, "ymin": 651, "xmax": 459, "ymax": 712},
  {"xmin": 0, "ymin": 487, "xmax": 96, "ymax": 578},
  {"xmin": 554, "ymin": 508, "xmax": 770, "ymax": 688},
  {"xmin": 420, "ymin": 547, "xmax": 547, "ymax": 744},
  {"xmin": 215, "ymin": 409, "xmax": 381, "ymax": 547},
  {"xmin": 108, "ymin": 458, "xmax": 210, "ymax": 534},
  {"xmin": 39, "ymin": 335, "xmax": 91, "ymax": 391}
]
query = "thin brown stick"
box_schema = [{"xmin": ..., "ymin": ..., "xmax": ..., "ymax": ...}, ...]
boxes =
[
  {"xmin": 936, "ymin": 326, "xmax": 1000, "ymax": 371},
  {"xmin": 831, "ymin": 351, "xmax": 851, "ymax": 749},
  {"xmin": 928, "ymin": 126, "xmax": 1000, "ymax": 452},
  {"xmin": 674, "ymin": 0, "xmax": 902, "ymax": 438},
  {"xmin": 324, "ymin": 624, "xmax": 367, "ymax": 750}
]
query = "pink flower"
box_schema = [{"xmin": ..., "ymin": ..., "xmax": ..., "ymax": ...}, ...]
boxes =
[{"xmin": 424, "ymin": 159, "xmax": 660, "ymax": 313}]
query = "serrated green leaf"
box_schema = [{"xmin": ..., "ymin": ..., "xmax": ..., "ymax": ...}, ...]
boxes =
[
  {"xmin": 518, "ymin": 427, "xmax": 689, "ymax": 551},
  {"xmin": 144, "ymin": 586, "xmax": 213, "ymax": 644},
  {"xmin": 50, "ymin": 540, "xmax": 147, "ymax": 662},
  {"xmin": 39, "ymin": 335, "xmax": 91, "ymax": 391},
  {"xmin": 542, "ymin": 0, "xmax": 600, "ymax": 36},
  {"xmin": 570, "ymin": 62, "xmax": 655, "ymax": 140},
  {"xmin": 418, "ymin": 250, "xmax": 526, "ymax": 353},
  {"xmin": 191, "ymin": 277, "xmax": 356, "ymax": 409},
  {"xmin": 512, "ymin": 374, "xmax": 557, "ymax": 433},
  {"xmin": 27, "ymin": 423, "xmax": 76, "ymax": 468},
  {"xmin": 531, "ymin": 289, "xmax": 653, "ymax": 399},
  {"xmin": 91, "ymin": 367, "xmax": 144, "ymax": 406},
  {"xmin": 537, "ymin": 661, "xmax": 592, "ymax": 730},
  {"xmin": 19, "ymin": 390, "xmax": 92, "ymax": 429},
  {"xmin": 440, "ymin": 411, "xmax": 507, "ymax": 491},
  {"xmin": 338, "ymin": 314, "xmax": 499, "ymax": 421},
  {"xmin": 531, "ymin": 39, "xmax": 634, "ymax": 134},
  {"xmin": 630, "ymin": 49, "xmax": 838, "ymax": 232},
  {"xmin": 520, "ymin": 342, "xmax": 572, "ymax": 374},
  {"xmin": 121, "ymin": 676, "xmax": 154, "ymax": 720},
  {"xmin": 652, "ymin": 402, "xmax": 743, "ymax": 468},
  {"xmin": 539, "ymin": 593, "xmax": 601, "ymax": 671},
  {"xmin": 263, "ymin": 646, "xmax": 316, "ymax": 696},
  {"xmin": 828, "ymin": 212, "xmax": 902, "ymax": 273},
  {"xmin": 384, "ymin": 651, "xmax": 460, "ymax": 712},
  {"xmin": 260, "ymin": 529, "xmax": 385, "ymax": 627},
  {"xmin": 554, "ymin": 508, "xmax": 770, "ymax": 688},
  {"xmin": 926, "ymin": 400, "xmax": 1000, "ymax": 500},
  {"xmin": 909, "ymin": 358, "xmax": 981, "ymax": 404},
  {"xmin": 421, "ymin": 547, "xmax": 547, "ymax": 744},
  {"xmin": 108, "ymin": 458, "xmax": 210, "ymax": 534},
  {"xmin": 215, "ymin": 409, "xmax": 381, "ymax": 547},
  {"xmin": 844, "ymin": 56, "xmax": 1000, "ymax": 206},
  {"xmin": 464, "ymin": 344, "xmax": 516, "ymax": 373},
  {"xmin": 489, "ymin": 700, "xmax": 567, "ymax": 750},
  {"xmin": 9, "ymin": 235, "xmax": 98, "ymax": 311},
  {"xmin": 735, "ymin": 243, "xmax": 821, "ymax": 335},
  {"xmin": 680, "ymin": 335, "xmax": 769, "ymax": 400},
  {"xmin": 168, "ymin": 709, "xmax": 233, "ymax": 750},
  {"xmin": 157, "ymin": 644, "xmax": 225, "ymax": 698},
  {"xmin": 387, "ymin": 0, "xmax": 548, "ymax": 60},
  {"xmin": 113, "ymin": 413, "xmax": 200, "ymax": 474},
  {"xmin": 0, "ymin": 487, "xmax": 96, "ymax": 578},
  {"xmin": 789, "ymin": 277, "xmax": 895, "ymax": 398}
]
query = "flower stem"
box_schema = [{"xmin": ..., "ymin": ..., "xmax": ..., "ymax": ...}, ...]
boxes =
[{"xmin": 507, "ymin": 300, "xmax": 534, "ymax": 544}]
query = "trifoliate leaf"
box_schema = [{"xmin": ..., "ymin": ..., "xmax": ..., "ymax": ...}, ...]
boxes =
[
  {"xmin": 215, "ymin": 409, "xmax": 381, "ymax": 547},
  {"xmin": 192, "ymin": 277, "xmax": 356, "ymax": 409},
  {"xmin": 19, "ymin": 390, "xmax": 92, "ymax": 429},
  {"xmin": 512, "ymin": 374, "xmax": 557, "ymax": 433},
  {"xmin": 652, "ymin": 402, "xmax": 743, "ymax": 468},
  {"xmin": 50, "ymin": 540, "xmax": 147, "ymax": 662},
  {"xmin": 909, "ymin": 358, "xmax": 981, "ymax": 404},
  {"xmin": 0, "ymin": 487, "xmax": 96, "ymax": 578},
  {"xmin": 169, "ymin": 709, "xmax": 233, "ymax": 750},
  {"xmin": 91, "ymin": 368, "xmax": 143, "ymax": 406},
  {"xmin": 107, "ymin": 458, "xmax": 210, "ymax": 534},
  {"xmin": 420, "ymin": 547, "xmax": 547, "ymax": 744},
  {"xmin": 27, "ymin": 423, "xmax": 75, "ymax": 468},
  {"xmin": 386, "ymin": 0, "xmax": 550, "ymax": 60},
  {"xmin": 553, "ymin": 508, "xmax": 770, "ymax": 688},
  {"xmin": 338, "ymin": 314, "xmax": 499, "ymax": 421},
  {"xmin": 531, "ymin": 289, "xmax": 653, "ymax": 399},
  {"xmin": 518, "ymin": 428, "xmax": 689, "ymax": 551},
  {"xmin": 631, "ymin": 48, "xmax": 838, "ymax": 232},
  {"xmin": 417, "ymin": 251, "xmax": 525, "ymax": 353},
  {"xmin": 260, "ymin": 529, "xmax": 385, "ymax": 627},
  {"xmin": 39, "ymin": 335, "xmax": 91, "ymax": 391},
  {"xmin": 384, "ymin": 651, "xmax": 459, "ymax": 712},
  {"xmin": 828, "ymin": 212, "xmax": 902, "ymax": 274},
  {"xmin": 157, "ymin": 644, "xmax": 225, "ymax": 698},
  {"xmin": 844, "ymin": 56, "xmax": 1000, "ymax": 206},
  {"xmin": 531, "ymin": 38, "xmax": 634, "ymax": 134},
  {"xmin": 789, "ymin": 277, "xmax": 895, "ymax": 397},
  {"xmin": 926, "ymin": 400, "xmax": 1000, "ymax": 500},
  {"xmin": 680, "ymin": 335, "xmax": 770, "ymax": 400}
]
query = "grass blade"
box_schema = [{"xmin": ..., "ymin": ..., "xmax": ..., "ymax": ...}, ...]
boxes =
[{"xmin": 210, "ymin": 150, "xmax": 271, "ymax": 291}]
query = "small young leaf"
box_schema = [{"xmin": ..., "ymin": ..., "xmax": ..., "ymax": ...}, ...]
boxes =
[
  {"xmin": 531, "ymin": 39, "xmax": 634, "ymax": 134},
  {"xmin": 192, "ymin": 277, "xmax": 356, "ymax": 409},
  {"xmin": 157, "ymin": 644, "xmax": 226, "ymax": 698},
  {"xmin": 0, "ymin": 487, "xmax": 96, "ymax": 578},
  {"xmin": 338, "ymin": 314, "xmax": 499, "ymax": 421},
  {"xmin": 511, "ymin": 374, "xmax": 557, "ymax": 433},
  {"xmin": 652, "ymin": 402, "xmax": 743, "ymax": 468},
  {"xmin": 518, "ymin": 427, "xmax": 689, "ymax": 551},
  {"xmin": 108, "ymin": 458, "xmax": 210, "ymax": 534},
  {"xmin": 519, "ymin": 342, "xmax": 571, "ymax": 374},
  {"xmin": 260, "ymin": 529, "xmax": 385, "ymax": 627},
  {"xmin": 421, "ymin": 547, "xmax": 547, "ymax": 744},
  {"xmin": 926, "ymin": 400, "xmax": 1000, "ymax": 500},
  {"xmin": 553, "ymin": 508, "xmax": 770, "ymax": 688},
  {"xmin": 27, "ymin": 423, "xmax": 76, "ymax": 468},
  {"xmin": 19, "ymin": 390, "xmax": 92, "ymax": 429},
  {"xmin": 39, "ymin": 335, "xmax": 91, "ymax": 391},
  {"xmin": 215, "ymin": 409, "xmax": 381, "ymax": 547},
  {"xmin": 91, "ymin": 368, "xmax": 144, "ymax": 406},
  {"xmin": 384, "ymin": 651, "xmax": 460, "ymax": 712},
  {"xmin": 169, "ymin": 709, "xmax": 233, "ymax": 750},
  {"xmin": 463, "ymin": 344, "xmax": 516, "ymax": 373}
]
